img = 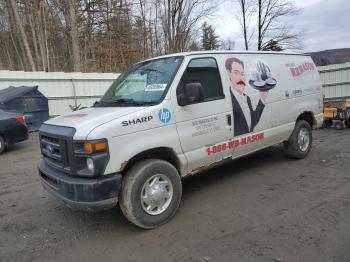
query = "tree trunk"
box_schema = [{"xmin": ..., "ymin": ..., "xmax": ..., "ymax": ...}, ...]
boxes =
[
  {"xmin": 258, "ymin": 0, "xmax": 262, "ymax": 50},
  {"xmin": 167, "ymin": 0, "xmax": 171, "ymax": 52},
  {"xmin": 0, "ymin": 52, "xmax": 3, "ymax": 69},
  {"xmin": 4, "ymin": 41, "xmax": 14, "ymax": 70},
  {"xmin": 37, "ymin": 4, "xmax": 47, "ymax": 71},
  {"xmin": 241, "ymin": 0, "xmax": 249, "ymax": 50},
  {"xmin": 42, "ymin": 1, "xmax": 50, "ymax": 71},
  {"xmin": 7, "ymin": 0, "xmax": 36, "ymax": 71},
  {"xmin": 25, "ymin": 0, "xmax": 41, "ymax": 70},
  {"xmin": 28, "ymin": 14, "xmax": 41, "ymax": 69},
  {"xmin": 9, "ymin": 30, "xmax": 25, "ymax": 70},
  {"xmin": 67, "ymin": 0, "xmax": 81, "ymax": 72}
]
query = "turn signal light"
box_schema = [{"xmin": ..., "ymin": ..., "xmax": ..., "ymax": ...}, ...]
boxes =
[
  {"xmin": 95, "ymin": 142, "xmax": 107, "ymax": 151},
  {"xmin": 83, "ymin": 140, "xmax": 107, "ymax": 154},
  {"xmin": 83, "ymin": 142, "xmax": 93, "ymax": 154}
]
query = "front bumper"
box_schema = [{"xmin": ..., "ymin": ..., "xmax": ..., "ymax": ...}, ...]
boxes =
[{"xmin": 38, "ymin": 161, "xmax": 122, "ymax": 211}]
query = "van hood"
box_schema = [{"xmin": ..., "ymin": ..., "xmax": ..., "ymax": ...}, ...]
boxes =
[{"xmin": 45, "ymin": 107, "xmax": 146, "ymax": 131}]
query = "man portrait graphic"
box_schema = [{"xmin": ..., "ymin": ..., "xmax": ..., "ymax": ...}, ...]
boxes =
[{"xmin": 226, "ymin": 57, "xmax": 268, "ymax": 136}]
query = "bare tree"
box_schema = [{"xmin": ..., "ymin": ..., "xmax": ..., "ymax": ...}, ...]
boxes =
[
  {"xmin": 66, "ymin": 0, "xmax": 81, "ymax": 72},
  {"xmin": 0, "ymin": 0, "xmax": 221, "ymax": 72},
  {"xmin": 7, "ymin": 0, "xmax": 36, "ymax": 71},
  {"xmin": 158, "ymin": 0, "xmax": 217, "ymax": 53},
  {"xmin": 236, "ymin": 0, "xmax": 254, "ymax": 50},
  {"xmin": 257, "ymin": 0, "xmax": 301, "ymax": 50},
  {"xmin": 219, "ymin": 37, "xmax": 235, "ymax": 50},
  {"xmin": 235, "ymin": 0, "xmax": 302, "ymax": 51}
]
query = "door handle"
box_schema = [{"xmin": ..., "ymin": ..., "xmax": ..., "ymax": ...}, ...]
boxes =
[{"xmin": 226, "ymin": 114, "xmax": 232, "ymax": 126}]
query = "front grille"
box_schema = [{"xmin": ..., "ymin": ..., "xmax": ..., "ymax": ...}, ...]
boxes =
[
  {"xmin": 39, "ymin": 124, "xmax": 76, "ymax": 174},
  {"xmin": 40, "ymin": 134, "xmax": 69, "ymax": 169}
]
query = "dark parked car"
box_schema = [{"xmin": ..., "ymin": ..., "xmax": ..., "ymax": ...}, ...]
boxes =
[{"xmin": 0, "ymin": 109, "xmax": 28, "ymax": 154}]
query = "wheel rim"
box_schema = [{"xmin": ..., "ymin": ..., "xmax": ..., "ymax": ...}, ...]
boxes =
[
  {"xmin": 297, "ymin": 127, "xmax": 310, "ymax": 152},
  {"xmin": 141, "ymin": 174, "xmax": 173, "ymax": 215}
]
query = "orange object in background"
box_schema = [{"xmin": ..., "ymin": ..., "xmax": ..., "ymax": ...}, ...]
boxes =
[{"xmin": 324, "ymin": 107, "xmax": 337, "ymax": 118}]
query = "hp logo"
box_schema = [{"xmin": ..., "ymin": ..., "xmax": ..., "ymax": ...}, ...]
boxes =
[
  {"xmin": 46, "ymin": 145, "xmax": 54, "ymax": 155},
  {"xmin": 158, "ymin": 108, "xmax": 171, "ymax": 124}
]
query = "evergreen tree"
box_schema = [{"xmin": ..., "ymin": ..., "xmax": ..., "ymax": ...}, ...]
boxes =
[
  {"xmin": 262, "ymin": 39, "xmax": 283, "ymax": 51},
  {"xmin": 201, "ymin": 22, "xmax": 219, "ymax": 50}
]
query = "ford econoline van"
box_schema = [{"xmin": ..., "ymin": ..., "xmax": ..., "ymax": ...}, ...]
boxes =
[{"xmin": 38, "ymin": 51, "xmax": 323, "ymax": 228}]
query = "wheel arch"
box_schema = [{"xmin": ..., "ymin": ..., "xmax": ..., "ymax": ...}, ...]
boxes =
[
  {"xmin": 296, "ymin": 111, "xmax": 316, "ymax": 128},
  {"xmin": 120, "ymin": 147, "xmax": 182, "ymax": 176}
]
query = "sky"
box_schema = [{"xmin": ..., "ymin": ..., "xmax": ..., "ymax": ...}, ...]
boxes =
[{"xmin": 213, "ymin": 0, "xmax": 350, "ymax": 52}]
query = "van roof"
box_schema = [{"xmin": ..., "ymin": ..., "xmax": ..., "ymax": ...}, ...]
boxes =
[{"xmin": 142, "ymin": 50, "xmax": 308, "ymax": 62}]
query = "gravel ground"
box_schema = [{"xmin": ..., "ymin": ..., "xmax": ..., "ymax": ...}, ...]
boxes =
[{"xmin": 0, "ymin": 128, "xmax": 350, "ymax": 262}]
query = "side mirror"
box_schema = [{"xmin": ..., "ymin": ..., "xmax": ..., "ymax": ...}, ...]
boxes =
[{"xmin": 177, "ymin": 82, "xmax": 204, "ymax": 106}]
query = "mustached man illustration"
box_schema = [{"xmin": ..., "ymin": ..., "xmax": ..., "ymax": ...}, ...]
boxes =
[{"xmin": 225, "ymin": 57, "xmax": 270, "ymax": 136}]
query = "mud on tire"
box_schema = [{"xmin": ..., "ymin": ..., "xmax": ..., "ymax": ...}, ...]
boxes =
[
  {"xmin": 119, "ymin": 159, "xmax": 182, "ymax": 229},
  {"xmin": 284, "ymin": 120, "xmax": 312, "ymax": 159}
]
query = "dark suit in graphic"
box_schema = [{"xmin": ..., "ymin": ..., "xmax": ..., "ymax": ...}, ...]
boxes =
[{"xmin": 230, "ymin": 90, "xmax": 265, "ymax": 136}]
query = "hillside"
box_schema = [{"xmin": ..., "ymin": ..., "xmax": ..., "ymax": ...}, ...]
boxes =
[{"xmin": 306, "ymin": 48, "xmax": 350, "ymax": 66}]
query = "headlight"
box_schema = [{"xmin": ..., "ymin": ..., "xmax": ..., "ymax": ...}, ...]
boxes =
[
  {"xmin": 74, "ymin": 139, "xmax": 109, "ymax": 177},
  {"xmin": 86, "ymin": 158, "xmax": 95, "ymax": 173}
]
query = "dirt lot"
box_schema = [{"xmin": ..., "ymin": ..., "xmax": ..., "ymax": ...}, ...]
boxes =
[{"xmin": 1, "ymin": 128, "xmax": 350, "ymax": 262}]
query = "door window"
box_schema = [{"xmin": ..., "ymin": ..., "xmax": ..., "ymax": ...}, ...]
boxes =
[{"xmin": 177, "ymin": 57, "xmax": 224, "ymax": 104}]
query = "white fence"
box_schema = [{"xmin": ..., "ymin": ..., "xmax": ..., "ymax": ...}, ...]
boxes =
[
  {"xmin": 318, "ymin": 62, "xmax": 350, "ymax": 100},
  {"xmin": 0, "ymin": 62, "xmax": 349, "ymax": 116},
  {"xmin": 0, "ymin": 71, "xmax": 119, "ymax": 116}
]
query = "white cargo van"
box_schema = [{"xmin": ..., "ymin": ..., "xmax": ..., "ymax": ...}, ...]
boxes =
[{"xmin": 38, "ymin": 51, "xmax": 323, "ymax": 228}]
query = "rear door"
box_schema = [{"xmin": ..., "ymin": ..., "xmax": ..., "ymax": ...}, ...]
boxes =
[{"xmin": 170, "ymin": 56, "xmax": 233, "ymax": 173}]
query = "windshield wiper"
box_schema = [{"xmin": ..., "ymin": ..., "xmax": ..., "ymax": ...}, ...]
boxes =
[
  {"xmin": 113, "ymin": 98, "xmax": 136, "ymax": 103},
  {"xmin": 95, "ymin": 98, "xmax": 157, "ymax": 107},
  {"xmin": 112, "ymin": 98, "xmax": 157, "ymax": 106},
  {"xmin": 93, "ymin": 100, "xmax": 112, "ymax": 107}
]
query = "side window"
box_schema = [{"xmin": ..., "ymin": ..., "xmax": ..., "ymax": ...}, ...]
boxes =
[{"xmin": 177, "ymin": 57, "xmax": 225, "ymax": 103}]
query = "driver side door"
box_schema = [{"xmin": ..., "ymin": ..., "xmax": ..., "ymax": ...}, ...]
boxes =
[{"xmin": 171, "ymin": 56, "xmax": 234, "ymax": 173}]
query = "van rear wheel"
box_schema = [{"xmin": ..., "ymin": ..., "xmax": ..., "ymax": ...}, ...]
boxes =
[
  {"xmin": 119, "ymin": 159, "xmax": 182, "ymax": 229},
  {"xmin": 284, "ymin": 120, "xmax": 312, "ymax": 159}
]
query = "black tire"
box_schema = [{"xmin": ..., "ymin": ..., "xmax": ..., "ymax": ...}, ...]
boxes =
[
  {"xmin": 324, "ymin": 119, "xmax": 333, "ymax": 128},
  {"xmin": 119, "ymin": 159, "xmax": 182, "ymax": 229},
  {"xmin": 334, "ymin": 121, "xmax": 343, "ymax": 130},
  {"xmin": 0, "ymin": 136, "xmax": 6, "ymax": 155},
  {"xmin": 284, "ymin": 120, "xmax": 312, "ymax": 159},
  {"xmin": 345, "ymin": 120, "xmax": 350, "ymax": 128}
]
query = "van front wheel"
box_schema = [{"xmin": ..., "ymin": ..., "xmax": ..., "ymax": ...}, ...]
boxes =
[
  {"xmin": 119, "ymin": 159, "xmax": 182, "ymax": 229},
  {"xmin": 284, "ymin": 120, "xmax": 312, "ymax": 159}
]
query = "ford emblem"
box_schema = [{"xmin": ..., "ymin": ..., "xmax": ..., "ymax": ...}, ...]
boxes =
[{"xmin": 46, "ymin": 145, "xmax": 54, "ymax": 155}]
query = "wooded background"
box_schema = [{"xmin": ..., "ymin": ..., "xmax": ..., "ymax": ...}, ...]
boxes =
[
  {"xmin": 0, "ymin": 0, "xmax": 308, "ymax": 73},
  {"xmin": 0, "ymin": 0, "xmax": 219, "ymax": 72}
]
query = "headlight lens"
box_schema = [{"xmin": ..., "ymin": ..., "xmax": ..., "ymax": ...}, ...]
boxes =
[
  {"xmin": 73, "ymin": 139, "xmax": 109, "ymax": 177},
  {"xmin": 86, "ymin": 158, "xmax": 94, "ymax": 173}
]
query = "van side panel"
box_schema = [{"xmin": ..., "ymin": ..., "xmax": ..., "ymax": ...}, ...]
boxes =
[
  {"xmin": 88, "ymin": 100, "xmax": 187, "ymax": 176},
  {"xmin": 220, "ymin": 53, "xmax": 322, "ymax": 158},
  {"xmin": 106, "ymin": 123, "xmax": 187, "ymax": 175}
]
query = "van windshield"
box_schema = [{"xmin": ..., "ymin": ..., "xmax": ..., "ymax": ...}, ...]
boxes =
[{"xmin": 97, "ymin": 56, "xmax": 183, "ymax": 107}]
